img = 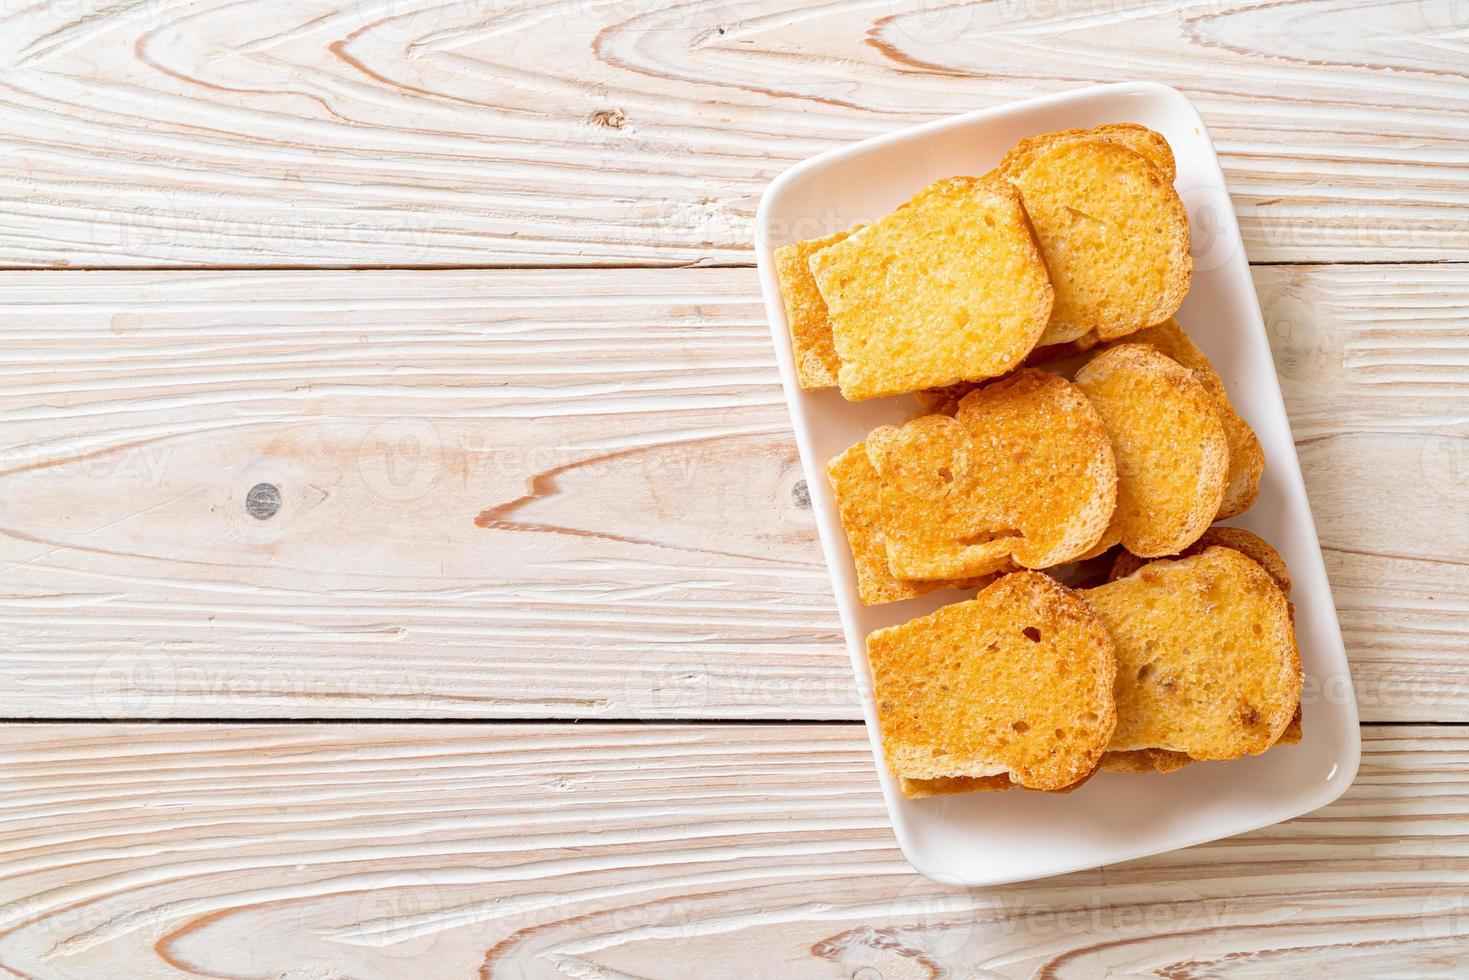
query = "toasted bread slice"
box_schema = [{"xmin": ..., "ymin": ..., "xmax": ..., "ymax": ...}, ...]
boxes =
[
  {"xmin": 868, "ymin": 572, "xmax": 1117, "ymax": 791},
  {"xmin": 912, "ymin": 380, "xmax": 979, "ymax": 416},
  {"xmin": 827, "ymin": 442, "xmax": 994, "ymax": 605},
  {"xmin": 1075, "ymin": 345, "xmax": 1228, "ymax": 558},
  {"xmin": 1006, "ymin": 140, "xmax": 1191, "ymax": 345},
  {"xmin": 901, "ymin": 761, "xmax": 1101, "ymax": 798},
  {"xmin": 908, "ymin": 340, "xmax": 1101, "ymax": 416},
  {"xmin": 914, "ymin": 689, "xmax": 1302, "ymax": 793},
  {"xmin": 865, "ymin": 370, "xmax": 1116, "ymax": 580},
  {"xmin": 1279, "ymin": 707, "xmax": 1303, "ymax": 745},
  {"xmin": 1278, "ymin": 707, "xmax": 1302, "ymax": 745},
  {"xmin": 1110, "ymin": 526, "xmax": 1291, "ymax": 596},
  {"xmin": 809, "ymin": 176, "xmax": 1053, "ymax": 400},
  {"xmin": 1101, "ymin": 707, "xmax": 1301, "ymax": 776},
  {"xmin": 900, "ymin": 773, "xmax": 1012, "ymax": 799},
  {"xmin": 1000, "ymin": 123, "xmax": 1177, "ymax": 183},
  {"xmin": 1099, "ymin": 748, "xmax": 1193, "ymax": 774},
  {"xmin": 1081, "ymin": 547, "xmax": 1302, "ymax": 760},
  {"xmin": 1025, "ymin": 329, "xmax": 1100, "ymax": 367},
  {"xmin": 865, "ymin": 413, "xmax": 1017, "ymax": 579},
  {"xmin": 774, "ymin": 228, "xmax": 857, "ymax": 390},
  {"xmin": 910, "ymin": 389, "xmax": 950, "ymax": 414},
  {"xmin": 1109, "ymin": 320, "xmax": 1263, "ymax": 518}
]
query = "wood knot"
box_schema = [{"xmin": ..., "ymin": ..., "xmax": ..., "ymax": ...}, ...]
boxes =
[
  {"xmin": 246, "ymin": 482, "xmax": 281, "ymax": 520},
  {"xmin": 790, "ymin": 479, "xmax": 811, "ymax": 509},
  {"xmin": 588, "ymin": 108, "xmax": 627, "ymax": 130}
]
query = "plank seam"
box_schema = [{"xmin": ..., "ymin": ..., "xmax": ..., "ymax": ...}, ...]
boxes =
[
  {"xmin": 0, "ymin": 260, "xmax": 1464, "ymax": 273},
  {"xmin": 0, "ymin": 718, "xmax": 1458, "ymax": 727}
]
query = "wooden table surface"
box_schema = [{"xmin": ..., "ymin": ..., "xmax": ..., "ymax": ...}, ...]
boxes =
[{"xmin": 1, "ymin": 1, "xmax": 1466, "ymax": 976}]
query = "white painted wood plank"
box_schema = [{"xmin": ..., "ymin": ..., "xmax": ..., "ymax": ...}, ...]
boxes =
[
  {"xmin": 0, "ymin": 270, "xmax": 836, "ymax": 718},
  {"xmin": 1, "ymin": 266, "xmax": 1464, "ymax": 720},
  {"xmin": 0, "ymin": 0, "xmax": 1464, "ymax": 267},
  {"xmin": 1258, "ymin": 262, "xmax": 1469, "ymax": 722},
  {"xmin": 1, "ymin": 266, "xmax": 1465, "ymax": 720},
  {"xmin": 0, "ymin": 723, "xmax": 1460, "ymax": 978}
]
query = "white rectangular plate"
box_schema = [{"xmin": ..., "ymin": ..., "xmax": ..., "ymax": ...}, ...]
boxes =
[{"xmin": 755, "ymin": 82, "xmax": 1360, "ymax": 887}]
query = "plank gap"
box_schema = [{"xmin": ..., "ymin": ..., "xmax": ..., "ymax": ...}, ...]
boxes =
[
  {"xmin": 0, "ymin": 716, "xmax": 873, "ymax": 726},
  {"xmin": 0, "ymin": 261, "xmax": 760, "ymax": 273},
  {"xmin": 1, "ymin": 260, "xmax": 1466, "ymax": 273},
  {"xmin": 0, "ymin": 719, "xmax": 1463, "ymax": 728}
]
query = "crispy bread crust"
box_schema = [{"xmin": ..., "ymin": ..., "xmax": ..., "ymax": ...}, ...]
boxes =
[
  {"xmin": 773, "ymin": 228, "xmax": 857, "ymax": 390},
  {"xmin": 999, "ymin": 123, "xmax": 1178, "ymax": 183}
]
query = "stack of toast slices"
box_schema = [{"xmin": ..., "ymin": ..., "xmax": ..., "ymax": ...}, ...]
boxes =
[
  {"xmin": 882, "ymin": 540, "xmax": 1301, "ymax": 798},
  {"xmin": 773, "ymin": 124, "xmax": 1299, "ymax": 799}
]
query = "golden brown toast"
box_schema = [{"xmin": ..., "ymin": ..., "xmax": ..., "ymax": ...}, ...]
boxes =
[
  {"xmin": 827, "ymin": 442, "xmax": 995, "ymax": 605},
  {"xmin": 868, "ymin": 572, "xmax": 1117, "ymax": 791},
  {"xmin": 1108, "ymin": 320, "xmax": 1263, "ymax": 518},
  {"xmin": 1075, "ymin": 344, "xmax": 1228, "ymax": 558},
  {"xmin": 901, "ymin": 761, "xmax": 1102, "ymax": 798},
  {"xmin": 1110, "ymin": 526, "xmax": 1291, "ymax": 597},
  {"xmin": 864, "ymin": 413, "xmax": 1017, "ymax": 579},
  {"xmin": 1005, "ymin": 140, "xmax": 1191, "ymax": 346},
  {"xmin": 1280, "ymin": 708, "xmax": 1304, "ymax": 746},
  {"xmin": 1278, "ymin": 707, "xmax": 1303, "ymax": 746},
  {"xmin": 809, "ymin": 176, "xmax": 1053, "ymax": 400},
  {"xmin": 907, "ymin": 708, "xmax": 1300, "ymax": 789},
  {"xmin": 1088, "ymin": 714, "xmax": 1303, "ymax": 779},
  {"xmin": 909, "ymin": 328, "xmax": 1102, "ymax": 415},
  {"xmin": 899, "ymin": 774, "xmax": 1012, "ymax": 799},
  {"xmin": 1024, "ymin": 330, "xmax": 1100, "ymax": 367},
  {"xmin": 865, "ymin": 370, "xmax": 1116, "ymax": 580},
  {"xmin": 921, "ymin": 708, "xmax": 1301, "ymax": 789},
  {"xmin": 1099, "ymin": 748, "xmax": 1193, "ymax": 774},
  {"xmin": 773, "ymin": 228, "xmax": 856, "ymax": 390},
  {"xmin": 912, "ymin": 380, "xmax": 980, "ymax": 416},
  {"xmin": 1081, "ymin": 547, "xmax": 1302, "ymax": 760},
  {"xmin": 1000, "ymin": 123, "xmax": 1177, "ymax": 183}
]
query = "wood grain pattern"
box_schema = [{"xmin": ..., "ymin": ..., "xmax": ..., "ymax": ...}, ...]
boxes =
[
  {"xmin": 1258, "ymin": 262, "xmax": 1469, "ymax": 721},
  {"xmin": 1, "ymin": 266, "xmax": 1464, "ymax": 720},
  {"xmin": 0, "ymin": 6, "xmax": 1460, "ymax": 972},
  {"xmin": 0, "ymin": 723, "xmax": 1459, "ymax": 979},
  {"xmin": 1, "ymin": 0, "xmax": 1465, "ymax": 267},
  {"xmin": 0, "ymin": 270, "xmax": 837, "ymax": 719}
]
